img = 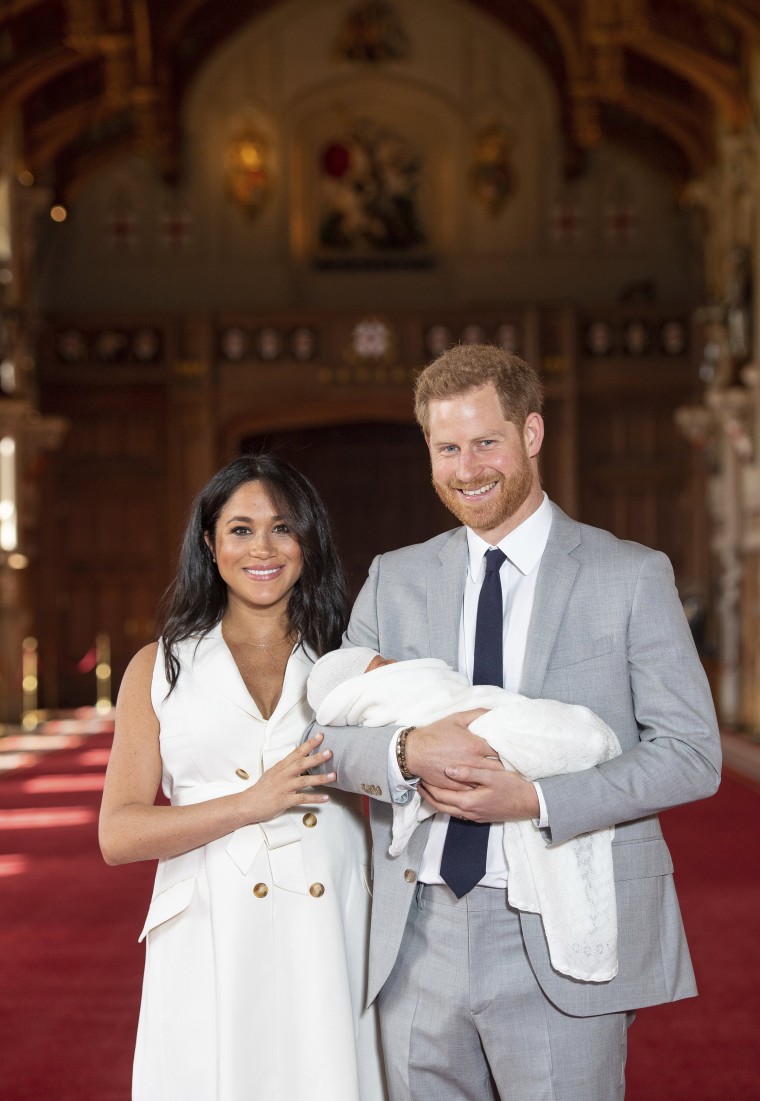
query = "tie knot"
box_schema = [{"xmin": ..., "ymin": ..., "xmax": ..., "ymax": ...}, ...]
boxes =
[{"xmin": 484, "ymin": 547, "xmax": 506, "ymax": 574}]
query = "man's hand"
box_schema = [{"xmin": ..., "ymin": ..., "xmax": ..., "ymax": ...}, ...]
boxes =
[
  {"xmin": 404, "ymin": 710, "xmax": 503, "ymax": 789},
  {"xmin": 420, "ymin": 766, "xmax": 540, "ymax": 823}
]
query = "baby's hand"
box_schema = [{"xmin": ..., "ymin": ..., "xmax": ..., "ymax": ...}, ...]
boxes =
[{"xmin": 365, "ymin": 655, "xmax": 397, "ymax": 672}]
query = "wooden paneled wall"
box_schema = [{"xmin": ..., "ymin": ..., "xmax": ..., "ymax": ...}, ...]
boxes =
[
  {"xmin": 37, "ymin": 384, "xmax": 170, "ymax": 707},
  {"xmin": 36, "ymin": 305, "xmax": 701, "ymax": 707}
]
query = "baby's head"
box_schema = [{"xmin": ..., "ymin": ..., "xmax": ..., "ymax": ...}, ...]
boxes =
[{"xmin": 307, "ymin": 647, "xmax": 396, "ymax": 712}]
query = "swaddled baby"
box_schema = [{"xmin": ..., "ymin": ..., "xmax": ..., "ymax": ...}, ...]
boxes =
[{"xmin": 308, "ymin": 647, "xmax": 622, "ymax": 983}]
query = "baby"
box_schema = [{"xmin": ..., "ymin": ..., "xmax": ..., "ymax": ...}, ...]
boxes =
[{"xmin": 308, "ymin": 647, "xmax": 622, "ymax": 984}]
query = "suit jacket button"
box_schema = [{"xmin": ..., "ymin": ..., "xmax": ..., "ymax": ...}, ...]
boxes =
[
  {"xmin": 404, "ymin": 869, "xmax": 416, "ymax": 884},
  {"xmin": 253, "ymin": 883, "xmax": 268, "ymax": 898},
  {"xmin": 235, "ymin": 767, "xmax": 250, "ymax": 780},
  {"xmin": 310, "ymin": 882, "xmax": 325, "ymax": 898},
  {"xmin": 303, "ymin": 812, "xmax": 317, "ymax": 828}
]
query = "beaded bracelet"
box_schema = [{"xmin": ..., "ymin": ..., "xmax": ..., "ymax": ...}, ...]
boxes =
[{"xmin": 396, "ymin": 726, "xmax": 417, "ymax": 781}]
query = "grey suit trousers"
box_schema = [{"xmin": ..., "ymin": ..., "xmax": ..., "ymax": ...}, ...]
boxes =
[{"xmin": 378, "ymin": 884, "xmax": 631, "ymax": 1101}]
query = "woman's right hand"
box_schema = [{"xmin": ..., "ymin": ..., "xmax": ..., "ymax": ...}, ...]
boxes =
[
  {"xmin": 243, "ymin": 731, "xmax": 336, "ymax": 823},
  {"xmin": 101, "ymin": 648, "xmax": 338, "ymax": 865}
]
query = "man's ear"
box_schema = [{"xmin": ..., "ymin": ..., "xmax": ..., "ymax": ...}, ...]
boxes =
[{"xmin": 524, "ymin": 413, "xmax": 544, "ymax": 458}]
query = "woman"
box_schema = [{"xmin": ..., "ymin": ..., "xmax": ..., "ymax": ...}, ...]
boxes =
[{"xmin": 99, "ymin": 455, "xmax": 386, "ymax": 1101}]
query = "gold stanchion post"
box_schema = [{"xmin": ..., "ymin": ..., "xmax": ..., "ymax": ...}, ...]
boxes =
[
  {"xmin": 95, "ymin": 633, "xmax": 112, "ymax": 713},
  {"xmin": 21, "ymin": 636, "xmax": 39, "ymax": 730}
]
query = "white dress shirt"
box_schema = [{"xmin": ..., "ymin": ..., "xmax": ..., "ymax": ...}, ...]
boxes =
[{"xmin": 388, "ymin": 492, "xmax": 553, "ymax": 887}]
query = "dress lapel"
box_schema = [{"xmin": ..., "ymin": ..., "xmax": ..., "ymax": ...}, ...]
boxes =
[
  {"xmin": 520, "ymin": 504, "xmax": 581, "ymax": 698},
  {"xmin": 189, "ymin": 623, "xmax": 261, "ymax": 718},
  {"xmin": 266, "ymin": 643, "xmax": 312, "ymax": 729},
  {"xmin": 190, "ymin": 626, "xmax": 313, "ymax": 725}
]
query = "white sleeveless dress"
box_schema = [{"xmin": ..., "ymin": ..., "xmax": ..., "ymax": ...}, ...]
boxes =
[{"xmin": 132, "ymin": 625, "xmax": 386, "ymax": 1100}]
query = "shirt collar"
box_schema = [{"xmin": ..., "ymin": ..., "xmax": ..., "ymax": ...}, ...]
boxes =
[{"xmin": 466, "ymin": 492, "xmax": 553, "ymax": 581}]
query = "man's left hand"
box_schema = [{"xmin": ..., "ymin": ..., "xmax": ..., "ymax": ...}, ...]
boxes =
[{"xmin": 420, "ymin": 766, "xmax": 540, "ymax": 823}]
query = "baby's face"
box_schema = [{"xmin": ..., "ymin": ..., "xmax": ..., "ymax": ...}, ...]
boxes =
[{"xmin": 365, "ymin": 655, "xmax": 397, "ymax": 673}]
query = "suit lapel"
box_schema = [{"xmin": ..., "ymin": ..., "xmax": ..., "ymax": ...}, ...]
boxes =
[
  {"xmin": 427, "ymin": 528, "xmax": 467, "ymax": 668},
  {"xmin": 520, "ymin": 504, "xmax": 581, "ymax": 698}
]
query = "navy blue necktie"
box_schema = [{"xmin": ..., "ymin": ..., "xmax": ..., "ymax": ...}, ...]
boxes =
[{"xmin": 440, "ymin": 547, "xmax": 506, "ymax": 898}]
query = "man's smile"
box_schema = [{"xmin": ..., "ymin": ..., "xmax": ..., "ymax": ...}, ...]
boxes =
[{"xmin": 458, "ymin": 480, "xmax": 498, "ymax": 499}]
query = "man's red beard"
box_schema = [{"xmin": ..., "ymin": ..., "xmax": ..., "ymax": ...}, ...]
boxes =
[{"xmin": 433, "ymin": 449, "xmax": 534, "ymax": 533}]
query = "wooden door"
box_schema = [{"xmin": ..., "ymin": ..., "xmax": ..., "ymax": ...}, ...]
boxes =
[{"xmin": 241, "ymin": 422, "xmax": 455, "ymax": 596}]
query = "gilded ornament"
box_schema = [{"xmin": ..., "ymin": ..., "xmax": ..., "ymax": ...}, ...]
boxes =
[{"xmin": 468, "ymin": 124, "xmax": 515, "ymax": 217}]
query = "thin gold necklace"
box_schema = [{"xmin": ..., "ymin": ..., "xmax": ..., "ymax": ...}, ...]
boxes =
[{"xmin": 246, "ymin": 633, "xmax": 294, "ymax": 650}]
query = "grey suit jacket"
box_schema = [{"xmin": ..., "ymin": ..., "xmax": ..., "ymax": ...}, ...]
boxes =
[{"xmin": 319, "ymin": 502, "xmax": 721, "ymax": 1014}]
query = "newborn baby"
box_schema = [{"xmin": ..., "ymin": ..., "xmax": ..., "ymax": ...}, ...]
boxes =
[{"xmin": 308, "ymin": 647, "xmax": 622, "ymax": 983}]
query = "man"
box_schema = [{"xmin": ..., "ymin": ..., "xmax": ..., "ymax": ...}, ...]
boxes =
[{"xmin": 318, "ymin": 344, "xmax": 721, "ymax": 1101}]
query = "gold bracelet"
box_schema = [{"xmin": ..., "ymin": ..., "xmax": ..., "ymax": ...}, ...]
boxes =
[{"xmin": 396, "ymin": 726, "xmax": 417, "ymax": 781}]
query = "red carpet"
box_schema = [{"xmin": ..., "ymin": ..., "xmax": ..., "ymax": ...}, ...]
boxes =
[
  {"xmin": 625, "ymin": 766, "xmax": 760, "ymax": 1100},
  {"xmin": 0, "ymin": 731, "xmax": 153, "ymax": 1101},
  {"xmin": 1, "ymin": 734, "xmax": 759, "ymax": 1100}
]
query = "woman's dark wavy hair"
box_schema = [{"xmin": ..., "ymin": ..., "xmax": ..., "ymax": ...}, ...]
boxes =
[{"xmin": 158, "ymin": 454, "xmax": 349, "ymax": 692}]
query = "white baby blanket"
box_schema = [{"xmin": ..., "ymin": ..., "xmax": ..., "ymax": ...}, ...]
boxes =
[{"xmin": 313, "ymin": 657, "xmax": 622, "ymax": 983}]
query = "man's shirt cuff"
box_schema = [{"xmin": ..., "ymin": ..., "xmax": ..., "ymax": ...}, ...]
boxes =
[
  {"xmin": 388, "ymin": 729, "xmax": 419, "ymax": 804},
  {"xmin": 533, "ymin": 780, "xmax": 549, "ymax": 828}
]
